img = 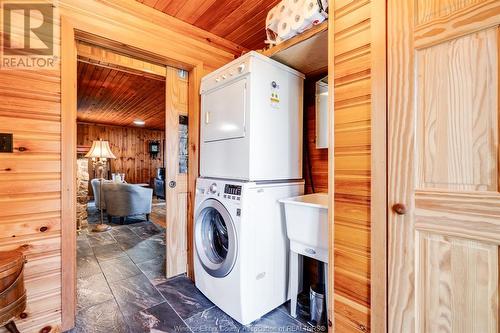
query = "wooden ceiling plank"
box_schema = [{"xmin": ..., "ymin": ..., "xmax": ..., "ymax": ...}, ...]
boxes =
[
  {"xmin": 81, "ymin": 66, "xmax": 117, "ymax": 114},
  {"xmin": 82, "ymin": 67, "xmax": 120, "ymax": 116},
  {"xmin": 82, "ymin": 67, "xmax": 113, "ymax": 114},
  {"xmin": 240, "ymin": 29, "xmax": 268, "ymax": 50},
  {"xmin": 224, "ymin": 0, "xmax": 278, "ymax": 42},
  {"xmin": 194, "ymin": 0, "xmax": 246, "ymax": 32},
  {"xmin": 77, "ymin": 56, "xmax": 170, "ymax": 130},
  {"xmin": 79, "ymin": 69, "xmax": 128, "ymax": 123},
  {"xmin": 77, "ymin": 63, "xmax": 99, "ymax": 111},
  {"xmin": 159, "ymin": 0, "xmax": 187, "ymax": 17},
  {"xmin": 90, "ymin": 74, "xmax": 163, "ymax": 127},
  {"xmin": 96, "ymin": 0, "xmax": 247, "ymax": 56},
  {"xmin": 174, "ymin": 0, "xmax": 218, "ymax": 24},
  {"xmin": 210, "ymin": 0, "xmax": 267, "ymax": 36},
  {"xmin": 77, "ymin": 62, "xmax": 95, "ymax": 107},
  {"xmin": 108, "ymin": 80, "xmax": 164, "ymax": 126},
  {"xmin": 91, "ymin": 73, "xmax": 140, "ymax": 124},
  {"xmin": 142, "ymin": 0, "xmax": 161, "ymax": 7},
  {"xmin": 135, "ymin": 0, "xmax": 278, "ymax": 50}
]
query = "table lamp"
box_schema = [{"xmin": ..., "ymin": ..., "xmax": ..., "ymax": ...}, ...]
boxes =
[{"xmin": 85, "ymin": 139, "xmax": 116, "ymax": 232}]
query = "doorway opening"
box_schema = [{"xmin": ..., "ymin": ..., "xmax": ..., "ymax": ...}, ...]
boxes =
[{"xmin": 73, "ymin": 41, "xmax": 192, "ymax": 330}]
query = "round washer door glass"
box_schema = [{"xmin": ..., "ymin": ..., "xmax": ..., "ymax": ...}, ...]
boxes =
[{"xmin": 195, "ymin": 199, "xmax": 237, "ymax": 277}]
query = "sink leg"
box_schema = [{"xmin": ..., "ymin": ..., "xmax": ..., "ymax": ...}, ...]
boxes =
[
  {"xmin": 289, "ymin": 251, "xmax": 299, "ymax": 318},
  {"xmin": 324, "ymin": 262, "xmax": 329, "ymax": 320}
]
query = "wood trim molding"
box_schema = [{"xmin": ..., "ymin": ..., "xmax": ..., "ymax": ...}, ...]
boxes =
[
  {"xmin": 60, "ymin": 14, "xmax": 205, "ymax": 330},
  {"xmin": 61, "ymin": 16, "xmax": 77, "ymax": 331},
  {"xmin": 186, "ymin": 64, "xmax": 202, "ymax": 280},
  {"xmin": 327, "ymin": 11, "xmax": 335, "ymax": 332},
  {"xmin": 370, "ymin": 0, "xmax": 387, "ymax": 331},
  {"xmin": 76, "ymin": 41, "xmax": 167, "ymax": 77}
]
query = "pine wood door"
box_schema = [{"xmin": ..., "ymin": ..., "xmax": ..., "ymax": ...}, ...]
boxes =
[
  {"xmin": 388, "ymin": 1, "xmax": 500, "ymax": 332},
  {"xmin": 165, "ymin": 66, "xmax": 189, "ymax": 278}
]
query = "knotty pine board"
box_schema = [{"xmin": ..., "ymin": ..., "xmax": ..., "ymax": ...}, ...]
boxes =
[
  {"xmin": 77, "ymin": 123, "xmax": 165, "ymax": 187},
  {"xmin": 0, "ymin": 0, "xmax": 239, "ymax": 331},
  {"xmin": 333, "ymin": 0, "xmax": 374, "ymax": 331}
]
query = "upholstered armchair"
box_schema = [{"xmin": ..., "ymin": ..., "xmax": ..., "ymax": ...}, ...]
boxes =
[
  {"xmin": 102, "ymin": 183, "xmax": 153, "ymax": 224},
  {"xmin": 90, "ymin": 178, "xmax": 112, "ymax": 210}
]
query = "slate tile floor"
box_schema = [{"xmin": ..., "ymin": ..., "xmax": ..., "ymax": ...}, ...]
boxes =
[{"xmin": 74, "ymin": 210, "xmax": 316, "ymax": 332}]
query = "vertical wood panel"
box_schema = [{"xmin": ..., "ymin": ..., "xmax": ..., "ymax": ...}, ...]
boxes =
[
  {"xmin": 76, "ymin": 123, "xmax": 165, "ymax": 186},
  {"xmin": 330, "ymin": 0, "xmax": 386, "ymax": 331},
  {"xmin": 166, "ymin": 66, "xmax": 189, "ymax": 278},
  {"xmin": 61, "ymin": 17, "xmax": 77, "ymax": 330},
  {"xmin": 332, "ymin": 1, "xmax": 376, "ymax": 331},
  {"xmin": 0, "ymin": 1, "xmax": 237, "ymax": 331},
  {"xmin": 417, "ymin": 233, "xmax": 498, "ymax": 333},
  {"xmin": 416, "ymin": 28, "xmax": 498, "ymax": 191}
]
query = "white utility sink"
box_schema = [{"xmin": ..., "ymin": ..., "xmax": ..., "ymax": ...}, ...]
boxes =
[
  {"xmin": 280, "ymin": 193, "xmax": 328, "ymax": 263},
  {"xmin": 280, "ymin": 193, "xmax": 329, "ymax": 318}
]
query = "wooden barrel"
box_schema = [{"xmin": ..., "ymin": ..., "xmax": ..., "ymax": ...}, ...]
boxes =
[{"xmin": 0, "ymin": 250, "xmax": 26, "ymax": 326}]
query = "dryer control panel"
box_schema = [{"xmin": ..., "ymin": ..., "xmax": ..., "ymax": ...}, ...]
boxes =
[{"xmin": 200, "ymin": 58, "xmax": 251, "ymax": 93}]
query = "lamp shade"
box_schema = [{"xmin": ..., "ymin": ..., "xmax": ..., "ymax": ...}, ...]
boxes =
[{"xmin": 85, "ymin": 139, "xmax": 116, "ymax": 159}]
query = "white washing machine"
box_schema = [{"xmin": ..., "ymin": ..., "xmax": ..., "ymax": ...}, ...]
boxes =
[
  {"xmin": 200, "ymin": 51, "xmax": 305, "ymax": 181},
  {"xmin": 194, "ymin": 177, "xmax": 304, "ymax": 325}
]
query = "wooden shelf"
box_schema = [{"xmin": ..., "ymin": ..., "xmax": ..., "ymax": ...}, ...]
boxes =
[{"xmin": 261, "ymin": 21, "xmax": 328, "ymax": 76}]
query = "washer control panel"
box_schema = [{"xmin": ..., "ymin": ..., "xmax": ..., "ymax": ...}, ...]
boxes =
[
  {"xmin": 224, "ymin": 184, "xmax": 242, "ymax": 201},
  {"xmin": 209, "ymin": 183, "xmax": 218, "ymax": 194}
]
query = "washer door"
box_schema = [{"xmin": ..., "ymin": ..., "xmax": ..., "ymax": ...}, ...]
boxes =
[{"xmin": 195, "ymin": 199, "xmax": 237, "ymax": 277}]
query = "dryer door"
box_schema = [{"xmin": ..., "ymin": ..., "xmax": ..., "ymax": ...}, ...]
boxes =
[
  {"xmin": 195, "ymin": 199, "xmax": 237, "ymax": 277},
  {"xmin": 202, "ymin": 77, "xmax": 247, "ymax": 142}
]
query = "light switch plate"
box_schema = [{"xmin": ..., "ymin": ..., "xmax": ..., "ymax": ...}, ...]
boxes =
[{"xmin": 0, "ymin": 133, "xmax": 13, "ymax": 153}]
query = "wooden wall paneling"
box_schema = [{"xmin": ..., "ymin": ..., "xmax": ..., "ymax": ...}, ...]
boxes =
[
  {"xmin": 0, "ymin": 10, "xmax": 63, "ymax": 329},
  {"xmin": 0, "ymin": 1, "xmax": 237, "ymax": 330},
  {"xmin": 304, "ymin": 74, "xmax": 329, "ymax": 194},
  {"xmin": 388, "ymin": 1, "xmax": 500, "ymax": 332},
  {"xmin": 330, "ymin": 0, "xmax": 386, "ymax": 331},
  {"xmin": 77, "ymin": 123, "xmax": 165, "ymax": 186}
]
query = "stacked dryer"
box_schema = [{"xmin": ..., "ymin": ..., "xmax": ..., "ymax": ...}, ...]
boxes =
[{"xmin": 194, "ymin": 51, "xmax": 305, "ymax": 325}]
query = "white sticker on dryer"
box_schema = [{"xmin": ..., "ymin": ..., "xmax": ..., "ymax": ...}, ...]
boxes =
[{"xmin": 270, "ymin": 80, "xmax": 280, "ymax": 109}]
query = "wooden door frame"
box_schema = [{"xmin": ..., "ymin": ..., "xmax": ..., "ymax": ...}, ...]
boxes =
[
  {"xmin": 370, "ymin": 0, "xmax": 387, "ymax": 331},
  {"xmin": 61, "ymin": 16, "xmax": 202, "ymax": 331}
]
